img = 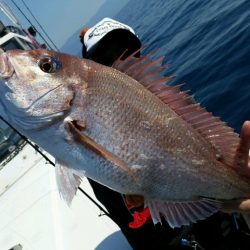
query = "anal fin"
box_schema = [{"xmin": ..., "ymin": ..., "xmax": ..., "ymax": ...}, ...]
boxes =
[{"xmin": 145, "ymin": 198, "xmax": 221, "ymax": 228}]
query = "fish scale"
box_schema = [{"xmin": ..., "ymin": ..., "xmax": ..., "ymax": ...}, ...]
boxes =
[{"xmin": 81, "ymin": 65, "xmax": 246, "ymax": 199}]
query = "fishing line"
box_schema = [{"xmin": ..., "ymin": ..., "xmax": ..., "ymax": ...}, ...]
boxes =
[
  {"xmin": 19, "ymin": 0, "xmax": 60, "ymax": 52},
  {"xmin": 9, "ymin": 0, "xmax": 54, "ymax": 51},
  {"xmin": 0, "ymin": 116, "xmax": 111, "ymax": 218}
]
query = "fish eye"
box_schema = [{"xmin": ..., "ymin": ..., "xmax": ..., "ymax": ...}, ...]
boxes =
[{"xmin": 38, "ymin": 56, "xmax": 62, "ymax": 73}]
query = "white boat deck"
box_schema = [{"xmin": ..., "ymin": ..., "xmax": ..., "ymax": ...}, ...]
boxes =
[{"xmin": 0, "ymin": 144, "xmax": 132, "ymax": 250}]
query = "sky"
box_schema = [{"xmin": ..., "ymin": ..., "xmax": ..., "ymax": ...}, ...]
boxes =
[{"xmin": 3, "ymin": 0, "xmax": 120, "ymax": 49}]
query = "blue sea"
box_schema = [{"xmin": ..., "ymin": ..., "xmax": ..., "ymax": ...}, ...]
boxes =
[{"xmin": 116, "ymin": 0, "xmax": 250, "ymax": 133}]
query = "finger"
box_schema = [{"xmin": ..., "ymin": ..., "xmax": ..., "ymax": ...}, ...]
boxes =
[
  {"xmin": 239, "ymin": 121, "xmax": 250, "ymax": 155},
  {"xmin": 235, "ymin": 121, "xmax": 250, "ymax": 170}
]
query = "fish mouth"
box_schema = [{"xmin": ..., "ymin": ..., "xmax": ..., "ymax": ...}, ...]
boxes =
[{"xmin": 0, "ymin": 49, "xmax": 14, "ymax": 79}]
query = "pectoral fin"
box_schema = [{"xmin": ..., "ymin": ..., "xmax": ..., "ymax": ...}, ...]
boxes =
[
  {"xmin": 67, "ymin": 120, "xmax": 135, "ymax": 179},
  {"xmin": 55, "ymin": 160, "xmax": 82, "ymax": 205}
]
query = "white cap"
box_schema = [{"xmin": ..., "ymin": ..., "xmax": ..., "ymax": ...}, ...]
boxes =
[{"xmin": 84, "ymin": 17, "xmax": 136, "ymax": 51}]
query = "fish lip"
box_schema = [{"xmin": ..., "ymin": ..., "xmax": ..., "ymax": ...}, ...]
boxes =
[{"xmin": 0, "ymin": 51, "xmax": 14, "ymax": 79}]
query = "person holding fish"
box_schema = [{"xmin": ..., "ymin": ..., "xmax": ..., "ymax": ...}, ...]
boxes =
[
  {"xmin": 80, "ymin": 17, "xmax": 141, "ymax": 66},
  {"xmin": 79, "ymin": 18, "xmax": 250, "ymax": 249},
  {"xmin": 0, "ymin": 17, "xmax": 249, "ymax": 249}
]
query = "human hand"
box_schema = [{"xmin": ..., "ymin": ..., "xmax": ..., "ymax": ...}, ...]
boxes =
[{"xmin": 221, "ymin": 120, "xmax": 250, "ymax": 214}]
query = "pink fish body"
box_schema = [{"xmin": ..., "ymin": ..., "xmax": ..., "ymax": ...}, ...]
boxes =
[{"xmin": 0, "ymin": 48, "xmax": 249, "ymax": 227}]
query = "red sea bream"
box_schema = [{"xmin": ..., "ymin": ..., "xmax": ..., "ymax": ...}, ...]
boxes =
[{"xmin": 0, "ymin": 49, "xmax": 249, "ymax": 227}]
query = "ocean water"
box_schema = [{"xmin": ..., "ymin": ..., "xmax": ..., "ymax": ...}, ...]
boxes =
[{"xmin": 116, "ymin": 0, "xmax": 250, "ymax": 133}]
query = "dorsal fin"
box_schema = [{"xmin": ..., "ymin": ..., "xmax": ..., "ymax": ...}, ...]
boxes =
[{"xmin": 112, "ymin": 50, "xmax": 240, "ymax": 167}]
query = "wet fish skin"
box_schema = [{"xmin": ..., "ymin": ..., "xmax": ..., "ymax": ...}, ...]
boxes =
[{"xmin": 0, "ymin": 49, "xmax": 249, "ymax": 227}]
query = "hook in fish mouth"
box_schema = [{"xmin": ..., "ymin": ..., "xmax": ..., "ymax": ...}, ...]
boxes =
[{"xmin": 0, "ymin": 50, "xmax": 14, "ymax": 79}]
